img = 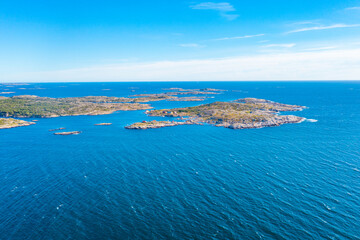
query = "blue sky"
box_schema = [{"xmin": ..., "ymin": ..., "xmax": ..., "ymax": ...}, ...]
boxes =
[{"xmin": 1, "ymin": 0, "xmax": 360, "ymax": 81}]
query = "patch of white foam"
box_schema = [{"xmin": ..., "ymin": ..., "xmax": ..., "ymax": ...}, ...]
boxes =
[{"xmin": 306, "ymin": 119, "xmax": 318, "ymax": 123}]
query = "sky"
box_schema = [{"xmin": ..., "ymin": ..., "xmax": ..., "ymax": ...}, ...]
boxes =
[{"xmin": 1, "ymin": 0, "xmax": 360, "ymax": 82}]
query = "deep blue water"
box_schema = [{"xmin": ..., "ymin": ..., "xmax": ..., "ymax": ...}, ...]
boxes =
[{"xmin": 0, "ymin": 82, "xmax": 359, "ymax": 240}]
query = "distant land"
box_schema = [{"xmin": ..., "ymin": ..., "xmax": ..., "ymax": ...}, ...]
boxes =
[
  {"xmin": 0, "ymin": 95, "xmax": 151, "ymax": 118},
  {"xmin": 0, "ymin": 88, "xmax": 306, "ymax": 131}
]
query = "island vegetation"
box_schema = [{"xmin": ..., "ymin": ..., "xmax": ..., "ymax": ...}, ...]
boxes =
[
  {"xmin": 168, "ymin": 97, "xmax": 205, "ymax": 102},
  {"xmin": 129, "ymin": 93, "xmax": 206, "ymax": 101},
  {"xmin": 0, "ymin": 95, "xmax": 152, "ymax": 118},
  {"xmin": 126, "ymin": 120, "xmax": 194, "ymax": 129},
  {"xmin": 127, "ymin": 98, "xmax": 306, "ymax": 130},
  {"xmin": 0, "ymin": 94, "xmax": 211, "ymax": 120},
  {"xmin": 0, "ymin": 88, "xmax": 221, "ymax": 120},
  {"xmin": 161, "ymin": 91, "xmax": 219, "ymax": 96},
  {"xmin": 131, "ymin": 88, "xmax": 225, "ymax": 101},
  {"xmin": 162, "ymin": 87, "xmax": 226, "ymax": 92},
  {"xmin": 0, "ymin": 117, "xmax": 35, "ymax": 129},
  {"xmin": 0, "ymin": 91, "xmax": 307, "ymax": 132}
]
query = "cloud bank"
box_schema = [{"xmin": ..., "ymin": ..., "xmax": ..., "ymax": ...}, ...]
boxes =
[
  {"xmin": 212, "ymin": 34, "xmax": 265, "ymax": 41},
  {"xmin": 190, "ymin": 2, "xmax": 239, "ymax": 20},
  {"xmin": 287, "ymin": 24, "xmax": 360, "ymax": 33},
  {"xmin": 346, "ymin": 7, "xmax": 360, "ymax": 10},
  {"xmin": 190, "ymin": 2, "xmax": 235, "ymax": 11},
  {"xmin": 3, "ymin": 48, "xmax": 360, "ymax": 82}
]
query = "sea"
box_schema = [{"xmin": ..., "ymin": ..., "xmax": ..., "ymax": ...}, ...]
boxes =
[{"xmin": 0, "ymin": 82, "xmax": 359, "ymax": 239}]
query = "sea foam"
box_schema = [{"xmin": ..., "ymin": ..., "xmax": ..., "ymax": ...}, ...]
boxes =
[{"xmin": 306, "ymin": 119, "xmax": 318, "ymax": 123}]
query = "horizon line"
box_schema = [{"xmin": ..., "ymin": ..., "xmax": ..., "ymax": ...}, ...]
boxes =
[{"xmin": 2, "ymin": 80, "xmax": 360, "ymax": 84}]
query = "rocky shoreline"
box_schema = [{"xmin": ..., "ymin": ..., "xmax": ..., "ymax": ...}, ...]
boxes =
[
  {"xmin": 94, "ymin": 123, "xmax": 112, "ymax": 126},
  {"xmin": 127, "ymin": 98, "xmax": 306, "ymax": 130},
  {"xmin": 49, "ymin": 127, "xmax": 66, "ymax": 131},
  {"xmin": 125, "ymin": 120, "xmax": 194, "ymax": 129},
  {"xmin": 0, "ymin": 91, "xmax": 308, "ymax": 132},
  {"xmin": 0, "ymin": 118, "xmax": 35, "ymax": 129},
  {"xmin": 54, "ymin": 131, "xmax": 81, "ymax": 135},
  {"xmin": 214, "ymin": 115, "xmax": 305, "ymax": 129},
  {"xmin": 0, "ymin": 95, "xmax": 152, "ymax": 118}
]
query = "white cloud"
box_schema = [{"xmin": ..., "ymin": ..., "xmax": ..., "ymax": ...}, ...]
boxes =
[
  {"xmin": 4, "ymin": 48, "xmax": 360, "ymax": 82},
  {"xmin": 263, "ymin": 43, "xmax": 296, "ymax": 48},
  {"xmin": 289, "ymin": 20, "xmax": 322, "ymax": 27},
  {"xmin": 292, "ymin": 21, "xmax": 317, "ymax": 25},
  {"xmin": 212, "ymin": 34, "xmax": 265, "ymax": 41},
  {"xmin": 190, "ymin": 2, "xmax": 239, "ymax": 20},
  {"xmin": 303, "ymin": 46, "xmax": 337, "ymax": 51},
  {"xmin": 179, "ymin": 43, "xmax": 204, "ymax": 48},
  {"xmin": 346, "ymin": 7, "xmax": 360, "ymax": 10},
  {"xmin": 287, "ymin": 24, "xmax": 360, "ymax": 33},
  {"xmin": 190, "ymin": 2, "xmax": 235, "ymax": 11}
]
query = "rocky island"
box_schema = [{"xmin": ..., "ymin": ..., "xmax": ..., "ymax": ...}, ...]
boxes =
[
  {"xmin": 0, "ymin": 95, "xmax": 152, "ymax": 118},
  {"xmin": 126, "ymin": 98, "xmax": 306, "ymax": 130},
  {"xmin": 49, "ymin": 127, "xmax": 66, "ymax": 131},
  {"xmin": 168, "ymin": 97, "xmax": 205, "ymax": 102},
  {"xmin": 0, "ymin": 93, "xmax": 210, "ymax": 120},
  {"xmin": 54, "ymin": 131, "xmax": 81, "ymax": 135},
  {"xmin": 125, "ymin": 120, "xmax": 194, "ymax": 129},
  {"xmin": 129, "ymin": 94, "xmax": 206, "ymax": 102},
  {"xmin": 0, "ymin": 91, "xmax": 307, "ymax": 132},
  {"xmin": 129, "ymin": 94, "xmax": 179, "ymax": 102},
  {"xmin": 0, "ymin": 117, "xmax": 35, "ymax": 129},
  {"xmin": 162, "ymin": 87, "xmax": 226, "ymax": 92},
  {"xmin": 0, "ymin": 91, "xmax": 214, "ymax": 130},
  {"xmin": 131, "ymin": 88, "xmax": 224, "ymax": 102},
  {"xmin": 164, "ymin": 91, "xmax": 219, "ymax": 96}
]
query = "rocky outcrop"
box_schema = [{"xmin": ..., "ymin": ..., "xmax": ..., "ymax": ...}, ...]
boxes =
[
  {"xmin": 54, "ymin": 131, "xmax": 81, "ymax": 135},
  {"xmin": 49, "ymin": 127, "xmax": 66, "ymax": 131},
  {"xmin": 0, "ymin": 118, "xmax": 35, "ymax": 129},
  {"xmin": 133, "ymin": 98, "xmax": 307, "ymax": 130},
  {"xmin": 125, "ymin": 120, "xmax": 194, "ymax": 129}
]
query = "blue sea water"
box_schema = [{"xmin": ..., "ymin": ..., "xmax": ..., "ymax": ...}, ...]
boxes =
[{"xmin": 0, "ymin": 82, "xmax": 359, "ymax": 239}]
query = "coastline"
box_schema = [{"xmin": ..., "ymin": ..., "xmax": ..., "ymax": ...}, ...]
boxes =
[{"xmin": 0, "ymin": 118, "xmax": 35, "ymax": 129}]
